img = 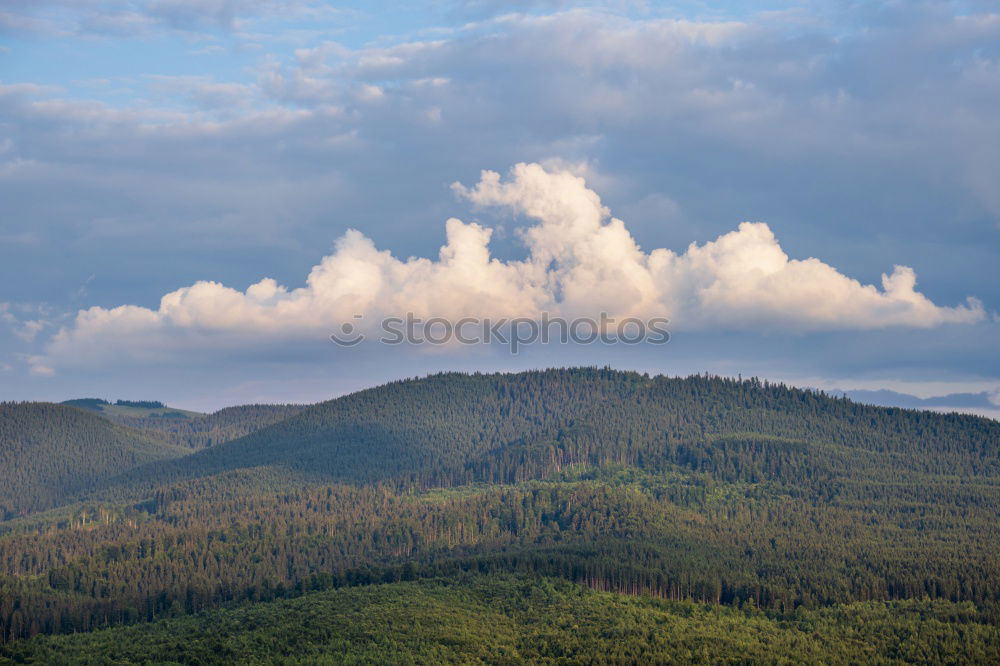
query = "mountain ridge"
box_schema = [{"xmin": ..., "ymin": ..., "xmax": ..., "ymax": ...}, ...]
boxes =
[
  {"xmin": 89, "ymin": 368, "xmax": 999, "ymax": 502},
  {"xmin": 0, "ymin": 402, "xmax": 191, "ymax": 517}
]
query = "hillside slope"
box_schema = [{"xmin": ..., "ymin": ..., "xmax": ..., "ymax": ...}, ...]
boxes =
[
  {"xmin": 106, "ymin": 368, "xmax": 1000, "ymax": 495},
  {"xmin": 0, "ymin": 403, "xmax": 190, "ymax": 517},
  {"xmin": 101, "ymin": 404, "xmax": 307, "ymax": 449}
]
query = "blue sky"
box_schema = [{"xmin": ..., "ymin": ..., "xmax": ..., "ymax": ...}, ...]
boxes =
[{"xmin": 1, "ymin": 1, "xmax": 998, "ymax": 413}]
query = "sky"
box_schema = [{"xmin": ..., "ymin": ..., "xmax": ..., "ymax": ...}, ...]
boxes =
[{"xmin": 1, "ymin": 0, "xmax": 998, "ymax": 413}]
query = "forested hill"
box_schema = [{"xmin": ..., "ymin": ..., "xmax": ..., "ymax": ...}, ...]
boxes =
[
  {"xmin": 0, "ymin": 403, "xmax": 190, "ymax": 517},
  {"xmin": 1, "ymin": 369, "xmax": 999, "ymax": 650},
  {"xmin": 99, "ymin": 404, "xmax": 307, "ymax": 449},
  {"xmin": 104, "ymin": 368, "xmax": 1000, "ymax": 497}
]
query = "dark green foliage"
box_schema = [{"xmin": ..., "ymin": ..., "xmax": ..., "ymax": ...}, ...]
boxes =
[
  {"xmin": 59, "ymin": 399, "xmax": 109, "ymax": 411},
  {"xmin": 103, "ymin": 404, "xmax": 306, "ymax": 449},
  {"xmin": 113, "ymin": 401, "xmax": 165, "ymax": 409},
  {"xmin": 0, "ymin": 465, "xmax": 997, "ymax": 642},
  {"xmin": 105, "ymin": 368, "xmax": 999, "ymax": 495},
  {"xmin": 3, "ymin": 575, "xmax": 997, "ymax": 665},
  {"xmin": 1, "ymin": 369, "xmax": 998, "ymax": 660},
  {"xmin": 0, "ymin": 403, "xmax": 189, "ymax": 517}
]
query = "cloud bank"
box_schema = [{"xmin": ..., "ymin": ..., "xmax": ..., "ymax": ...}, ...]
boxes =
[{"xmin": 35, "ymin": 163, "xmax": 982, "ymax": 374}]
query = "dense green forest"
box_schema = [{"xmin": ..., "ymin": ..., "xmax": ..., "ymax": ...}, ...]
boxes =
[
  {"xmin": 1, "ymin": 369, "xmax": 998, "ymax": 661},
  {"xmin": 92, "ymin": 369, "xmax": 1000, "ymax": 496},
  {"xmin": 60, "ymin": 399, "xmax": 305, "ymax": 449},
  {"xmin": 99, "ymin": 404, "xmax": 307, "ymax": 449},
  {"xmin": 4, "ymin": 575, "xmax": 998, "ymax": 665},
  {"xmin": 60, "ymin": 399, "xmax": 203, "ymax": 420},
  {"xmin": 0, "ymin": 401, "xmax": 304, "ymax": 517},
  {"xmin": 0, "ymin": 403, "xmax": 189, "ymax": 517}
]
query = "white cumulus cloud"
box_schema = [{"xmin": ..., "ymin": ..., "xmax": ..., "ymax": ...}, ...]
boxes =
[{"xmin": 37, "ymin": 162, "xmax": 984, "ymax": 372}]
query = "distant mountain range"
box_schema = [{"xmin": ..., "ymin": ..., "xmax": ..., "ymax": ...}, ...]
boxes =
[
  {"xmin": 63, "ymin": 386, "xmax": 1000, "ymax": 426},
  {"xmin": 60, "ymin": 398, "xmax": 306, "ymax": 449},
  {"xmin": 61, "ymin": 398, "xmax": 204, "ymax": 420},
  {"xmin": 0, "ymin": 402, "xmax": 189, "ymax": 517},
  {"xmin": 834, "ymin": 389, "xmax": 1000, "ymax": 419}
]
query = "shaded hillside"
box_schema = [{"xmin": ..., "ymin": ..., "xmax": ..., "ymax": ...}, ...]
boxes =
[
  {"xmin": 0, "ymin": 403, "xmax": 189, "ymax": 517},
  {"xmin": 106, "ymin": 368, "xmax": 1000, "ymax": 496},
  {"xmin": 102, "ymin": 404, "xmax": 307, "ymax": 449}
]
